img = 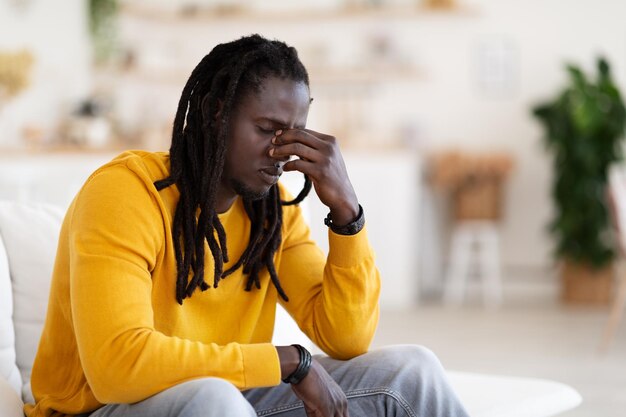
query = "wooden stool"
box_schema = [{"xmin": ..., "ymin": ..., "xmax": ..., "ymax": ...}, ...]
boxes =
[{"xmin": 444, "ymin": 221, "xmax": 503, "ymax": 307}]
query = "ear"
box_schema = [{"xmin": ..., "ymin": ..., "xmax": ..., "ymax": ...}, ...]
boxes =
[{"xmin": 201, "ymin": 95, "xmax": 223, "ymax": 122}]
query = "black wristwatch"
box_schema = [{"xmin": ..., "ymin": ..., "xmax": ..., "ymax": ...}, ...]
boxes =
[{"xmin": 324, "ymin": 204, "xmax": 365, "ymax": 235}]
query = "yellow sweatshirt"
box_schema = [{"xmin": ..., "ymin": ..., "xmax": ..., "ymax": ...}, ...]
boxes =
[{"xmin": 24, "ymin": 151, "xmax": 380, "ymax": 417}]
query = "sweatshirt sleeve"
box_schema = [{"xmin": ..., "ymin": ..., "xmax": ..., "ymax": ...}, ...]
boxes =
[
  {"xmin": 276, "ymin": 192, "xmax": 381, "ymax": 359},
  {"xmin": 68, "ymin": 164, "xmax": 280, "ymax": 404}
]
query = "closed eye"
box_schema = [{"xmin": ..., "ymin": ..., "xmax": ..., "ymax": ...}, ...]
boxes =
[{"xmin": 257, "ymin": 126, "xmax": 275, "ymax": 135}]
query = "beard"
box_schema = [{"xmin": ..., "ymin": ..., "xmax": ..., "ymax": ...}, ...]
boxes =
[{"xmin": 231, "ymin": 178, "xmax": 271, "ymax": 201}]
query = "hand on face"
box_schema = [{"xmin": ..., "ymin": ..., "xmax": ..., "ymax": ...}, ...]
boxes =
[
  {"xmin": 269, "ymin": 129, "xmax": 359, "ymax": 226},
  {"xmin": 290, "ymin": 359, "xmax": 351, "ymax": 417}
]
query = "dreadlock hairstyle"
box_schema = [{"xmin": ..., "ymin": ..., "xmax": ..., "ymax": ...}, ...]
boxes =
[{"xmin": 154, "ymin": 34, "xmax": 313, "ymax": 305}]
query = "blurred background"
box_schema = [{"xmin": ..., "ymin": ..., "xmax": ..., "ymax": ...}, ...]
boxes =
[{"xmin": 1, "ymin": 0, "xmax": 626, "ymax": 415}]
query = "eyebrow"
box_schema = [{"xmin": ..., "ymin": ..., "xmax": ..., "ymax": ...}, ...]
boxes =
[{"xmin": 257, "ymin": 117, "xmax": 305, "ymax": 129}]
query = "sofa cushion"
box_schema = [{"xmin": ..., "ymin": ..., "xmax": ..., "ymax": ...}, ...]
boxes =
[
  {"xmin": 448, "ymin": 371, "xmax": 583, "ymax": 417},
  {"xmin": 0, "ymin": 232, "xmax": 22, "ymax": 395},
  {"xmin": 0, "ymin": 201, "xmax": 64, "ymax": 394},
  {"xmin": 0, "ymin": 374, "xmax": 24, "ymax": 417}
]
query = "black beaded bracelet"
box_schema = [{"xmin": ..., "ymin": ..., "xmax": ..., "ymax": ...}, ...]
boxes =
[
  {"xmin": 324, "ymin": 204, "xmax": 365, "ymax": 236},
  {"xmin": 282, "ymin": 344, "xmax": 312, "ymax": 385}
]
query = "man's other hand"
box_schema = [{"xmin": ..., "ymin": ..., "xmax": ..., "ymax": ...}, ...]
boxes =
[{"xmin": 291, "ymin": 359, "xmax": 350, "ymax": 417}]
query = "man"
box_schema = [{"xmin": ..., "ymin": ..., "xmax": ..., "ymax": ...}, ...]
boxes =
[{"xmin": 26, "ymin": 35, "xmax": 469, "ymax": 417}]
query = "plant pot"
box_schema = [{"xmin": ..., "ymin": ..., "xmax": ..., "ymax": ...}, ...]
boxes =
[{"xmin": 561, "ymin": 261, "xmax": 613, "ymax": 305}]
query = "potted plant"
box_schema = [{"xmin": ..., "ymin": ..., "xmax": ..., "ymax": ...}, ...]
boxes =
[{"xmin": 532, "ymin": 57, "xmax": 626, "ymax": 304}]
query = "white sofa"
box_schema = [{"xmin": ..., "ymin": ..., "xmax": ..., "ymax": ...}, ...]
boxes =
[{"xmin": 0, "ymin": 200, "xmax": 582, "ymax": 417}]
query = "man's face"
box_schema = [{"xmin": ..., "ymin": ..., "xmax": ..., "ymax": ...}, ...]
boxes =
[{"xmin": 219, "ymin": 76, "xmax": 310, "ymax": 203}]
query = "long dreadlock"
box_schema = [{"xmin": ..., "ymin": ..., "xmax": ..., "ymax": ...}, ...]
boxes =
[{"xmin": 154, "ymin": 34, "xmax": 313, "ymax": 305}]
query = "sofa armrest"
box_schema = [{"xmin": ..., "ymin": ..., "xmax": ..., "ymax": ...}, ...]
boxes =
[{"xmin": 0, "ymin": 376, "xmax": 24, "ymax": 417}]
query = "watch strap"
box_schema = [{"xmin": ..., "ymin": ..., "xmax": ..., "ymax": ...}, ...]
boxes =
[{"xmin": 324, "ymin": 204, "xmax": 365, "ymax": 235}]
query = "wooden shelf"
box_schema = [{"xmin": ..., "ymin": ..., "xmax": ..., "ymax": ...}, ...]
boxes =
[
  {"xmin": 309, "ymin": 66, "xmax": 424, "ymax": 83},
  {"xmin": 0, "ymin": 146, "xmax": 126, "ymax": 156},
  {"xmin": 96, "ymin": 65, "xmax": 423, "ymax": 88},
  {"xmin": 115, "ymin": 2, "xmax": 462, "ymax": 88},
  {"xmin": 120, "ymin": 3, "xmax": 479, "ymax": 24}
]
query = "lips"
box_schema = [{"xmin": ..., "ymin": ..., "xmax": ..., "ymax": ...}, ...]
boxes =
[
  {"xmin": 259, "ymin": 167, "xmax": 282, "ymax": 185},
  {"xmin": 260, "ymin": 166, "xmax": 282, "ymax": 176}
]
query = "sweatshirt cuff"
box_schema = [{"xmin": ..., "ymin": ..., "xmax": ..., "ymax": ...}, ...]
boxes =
[
  {"xmin": 327, "ymin": 224, "xmax": 374, "ymax": 268},
  {"xmin": 240, "ymin": 343, "xmax": 281, "ymax": 388}
]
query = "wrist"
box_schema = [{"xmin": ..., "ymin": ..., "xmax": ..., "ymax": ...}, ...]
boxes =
[
  {"xmin": 328, "ymin": 199, "xmax": 359, "ymax": 226},
  {"xmin": 276, "ymin": 345, "xmax": 299, "ymax": 381},
  {"xmin": 325, "ymin": 204, "xmax": 365, "ymax": 236},
  {"xmin": 281, "ymin": 344, "xmax": 312, "ymax": 384}
]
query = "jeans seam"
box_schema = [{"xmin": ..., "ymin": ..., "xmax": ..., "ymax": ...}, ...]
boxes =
[
  {"xmin": 256, "ymin": 387, "xmax": 416, "ymax": 417},
  {"xmin": 256, "ymin": 401, "xmax": 301, "ymax": 416},
  {"xmin": 346, "ymin": 388, "xmax": 417, "ymax": 417}
]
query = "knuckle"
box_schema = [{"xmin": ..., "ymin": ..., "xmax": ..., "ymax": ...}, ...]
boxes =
[{"xmin": 323, "ymin": 141, "xmax": 336, "ymax": 155}]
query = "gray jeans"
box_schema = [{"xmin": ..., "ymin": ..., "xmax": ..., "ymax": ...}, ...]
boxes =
[{"xmin": 86, "ymin": 345, "xmax": 470, "ymax": 417}]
